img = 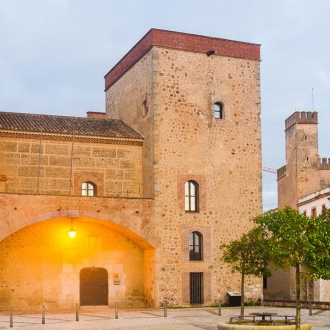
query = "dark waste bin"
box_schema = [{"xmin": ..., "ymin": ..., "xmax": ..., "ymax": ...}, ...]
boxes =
[{"xmin": 227, "ymin": 291, "xmax": 241, "ymax": 306}]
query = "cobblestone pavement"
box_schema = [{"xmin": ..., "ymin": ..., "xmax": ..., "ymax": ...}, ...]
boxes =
[{"xmin": 0, "ymin": 306, "xmax": 329, "ymax": 329}]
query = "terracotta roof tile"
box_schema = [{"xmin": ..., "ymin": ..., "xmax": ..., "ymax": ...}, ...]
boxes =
[{"xmin": 0, "ymin": 112, "xmax": 143, "ymax": 140}]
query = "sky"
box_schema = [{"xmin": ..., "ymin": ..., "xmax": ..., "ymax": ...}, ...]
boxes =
[{"xmin": 1, "ymin": 0, "xmax": 330, "ymax": 211}]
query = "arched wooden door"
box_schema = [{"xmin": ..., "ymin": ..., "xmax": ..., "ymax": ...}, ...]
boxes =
[{"xmin": 80, "ymin": 267, "xmax": 108, "ymax": 306}]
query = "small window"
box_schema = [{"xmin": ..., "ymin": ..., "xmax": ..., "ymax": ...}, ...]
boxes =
[
  {"xmin": 185, "ymin": 180, "xmax": 199, "ymax": 212},
  {"xmin": 322, "ymin": 204, "xmax": 326, "ymax": 215},
  {"xmin": 189, "ymin": 231, "xmax": 203, "ymax": 261},
  {"xmin": 214, "ymin": 102, "xmax": 223, "ymax": 119},
  {"xmin": 82, "ymin": 182, "xmax": 96, "ymax": 196},
  {"xmin": 311, "ymin": 207, "xmax": 317, "ymax": 217}
]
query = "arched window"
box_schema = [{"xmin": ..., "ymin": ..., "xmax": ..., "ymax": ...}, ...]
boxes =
[
  {"xmin": 185, "ymin": 180, "xmax": 199, "ymax": 212},
  {"xmin": 189, "ymin": 231, "xmax": 203, "ymax": 261},
  {"xmin": 214, "ymin": 102, "xmax": 223, "ymax": 119},
  {"xmin": 82, "ymin": 181, "xmax": 96, "ymax": 196}
]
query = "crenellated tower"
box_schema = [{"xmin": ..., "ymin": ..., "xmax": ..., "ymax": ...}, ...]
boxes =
[{"xmin": 278, "ymin": 111, "xmax": 330, "ymax": 209}]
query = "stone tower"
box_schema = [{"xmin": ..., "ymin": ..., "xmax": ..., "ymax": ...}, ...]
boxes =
[
  {"xmin": 105, "ymin": 29, "xmax": 263, "ymax": 305},
  {"xmin": 278, "ymin": 111, "xmax": 330, "ymax": 209}
]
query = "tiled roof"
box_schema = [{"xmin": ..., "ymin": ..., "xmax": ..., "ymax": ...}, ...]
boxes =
[{"xmin": 0, "ymin": 111, "xmax": 143, "ymax": 140}]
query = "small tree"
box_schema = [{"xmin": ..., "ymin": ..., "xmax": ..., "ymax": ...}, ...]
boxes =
[
  {"xmin": 221, "ymin": 226, "xmax": 270, "ymax": 316},
  {"xmin": 254, "ymin": 206, "xmax": 330, "ymax": 330}
]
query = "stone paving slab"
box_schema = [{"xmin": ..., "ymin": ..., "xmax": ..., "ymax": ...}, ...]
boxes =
[{"xmin": 0, "ymin": 306, "xmax": 329, "ymax": 329}]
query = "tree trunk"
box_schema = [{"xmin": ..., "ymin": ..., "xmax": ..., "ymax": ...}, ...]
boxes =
[
  {"xmin": 295, "ymin": 265, "xmax": 301, "ymax": 330},
  {"xmin": 240, "ymin": 272, "xmax": 245, "ymax": 316}
]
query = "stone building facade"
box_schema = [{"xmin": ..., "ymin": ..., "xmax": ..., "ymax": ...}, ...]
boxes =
[
  {"xmin": 0, "ymin": 29, "xmax": 262, "ymax": 310},
  {"xmin": 264, "ymin": 111, "xmax": 330, "ymax": 301}
]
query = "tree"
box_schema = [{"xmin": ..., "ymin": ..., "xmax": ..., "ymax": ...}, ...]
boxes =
[
  {"xmin": 221, "ymin": 226, "xmax": 270, "ymax": 316},
  {"xmin": 254, "ymin": 206, "xmax": 330, "ymax": 330}
]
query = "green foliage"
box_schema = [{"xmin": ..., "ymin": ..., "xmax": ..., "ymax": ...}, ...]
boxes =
[
  {"xmin": 254, "ymin": 206, "xmax": 330, "ymax": 281},
  {"xmin": 220, "ymin": 206, "xmax": 330, "ymax": 329},
  {"xmin": 220, "ymin": 226, "xmax": 270, "ymax": 316},
  {"xmin": 221, "ymin": 226, "xmax": 270, "ymax": 277},
  {"xmin": 253, "ymin": 206, "xmax": 330, "ymax": 330}
]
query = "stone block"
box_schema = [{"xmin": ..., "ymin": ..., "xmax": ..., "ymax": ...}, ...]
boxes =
[
  {"xmin": 45, "ymin": 144, "xmax": 69, "ymax": 155},
  {"xmin": 92, "ymin": 147, "xmax": 116, "ymax": 158}
]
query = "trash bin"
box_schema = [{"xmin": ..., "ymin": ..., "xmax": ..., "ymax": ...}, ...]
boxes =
[{"xmin": 227, "ymin": 291, "xmax": 241, "ymax": 306}]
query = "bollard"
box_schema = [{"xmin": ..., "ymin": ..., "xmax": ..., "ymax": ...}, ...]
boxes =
[
  {"xmin": 115, "ymin": 302, "xmax": 118, "ymax": 319},
  {"xmin": 10, "ymin": 308, "xmax": 13, "ymax": 328},
  {"xmin": 218, "ymin": 300, "xmax": 221, "ymax": 316},
  {"xmin": 164, "ymin": 301, "xmax": 167, "ymax": 317},
  {"xmin": 260, "ymin": 293, "xmax": 264, "ymax": 306},
  {"xmin": 42, "ymin": 305, "xmax": 45, "ymax": 324},
  {"xmin": 309, "ymin": 300, "xmax": 312, "ymax": 316},
  {"xmin": 76, "ymin": 303, "xmax": 79, "ymax": 321}
]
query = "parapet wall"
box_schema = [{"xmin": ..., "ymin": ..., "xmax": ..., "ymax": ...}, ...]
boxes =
[
  {"xmin": 319, "ymin": 157, "xmax": 330, "ymax": 170},
  {"xmin": 104, "ymin": 28, "xmax": 260, "ymax": 90},
  {"xmin": 285, "ymin": 111, "xmax": 318, "ymax": 131}
]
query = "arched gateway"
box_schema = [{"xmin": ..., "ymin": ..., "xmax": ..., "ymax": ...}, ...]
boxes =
[{"xmin": 0, "ymin": 194, "xmax": 156, "ymax": 310}]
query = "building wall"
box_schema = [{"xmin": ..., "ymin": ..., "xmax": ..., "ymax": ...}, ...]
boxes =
[
  {"xmin": 106, "ymin": 38, "xmax": 263, "ymax": 305},
  {"xmin": 298, "ymin": 189, "xmax": 330, "ymax": 302},
  {"xmin": 0, "ymin": 29, "xmax": 263, "ymax": 309},
  {"xmin": 0, "ymin": 219, "xmax": 145, "ymax": 309},
  {"xmin": 278, "ymin": 112, "xmax": 330, "ymax": 209},
  {"xmin": 0, "ymin": 135, "xmax": 143, "ymax": 198},
  {"xmin": 274, "ymin": 112, "xmax": 330, "ymax": 302},
  {"xmin": 0, "ymin": 193, "xmax": 157, "ymax": 310}
]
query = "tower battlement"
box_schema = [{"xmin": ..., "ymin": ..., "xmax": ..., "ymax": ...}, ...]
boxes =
[
  {"xmin": 285, "ymin": 111, "xmax": 318, "ymax": 131},
  {"xmin": 319, "ymin": 157, "xmax": 330, "ymax": 170}
]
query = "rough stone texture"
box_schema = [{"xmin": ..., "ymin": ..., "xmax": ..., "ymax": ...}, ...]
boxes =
[
  {"xmin": 269, "ymin": 111, "xmax": 330, "ymax": 303},
  {"xmin": 0, "ymin": 29, "xmax": 262, "ymax": 310},
  {"xmin": 106, "ymin": 30, "xmax": 262, "ymax": 307},
  {"xmin": 278, "ymin": 111, "xmax": 330, "ymax": 209},
  {"xmin": 0, "ymin": 136, "xmax": 142, "ymax": 198},
  {"xmin": 0, "ymin": 194, "xmax": 156, "ymax": 310}
]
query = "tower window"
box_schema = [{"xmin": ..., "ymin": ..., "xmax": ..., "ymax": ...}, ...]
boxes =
[
  {"xmin": 185, "ymin": 180, "xmax": 199, "ymax": 212},
  {"xmin": 189, "ymin": 231, "xmax": 203, "ymax": 261},
  {"xmin": 82, "ymin": 182, "xmax": 96, "ymax": 196},
  {"xmin": 214, "ymin": 102, "xmax": 223, "ymax": 119}
]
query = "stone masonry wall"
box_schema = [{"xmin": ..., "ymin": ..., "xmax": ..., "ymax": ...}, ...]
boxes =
[
  {"xmin": 153, "ymin": 47, "xmax": 262, "ymax": 305},
  {"xmin": 0, "ymin": 136, "xmax": 143, "ymax": 198},
  {"xmin": 0, "ymin": 193, "xmax": 157, "ymax": 310},
  {"xmin": 106, "ymin": 44, "xmax": 263, "ymax": 306}
]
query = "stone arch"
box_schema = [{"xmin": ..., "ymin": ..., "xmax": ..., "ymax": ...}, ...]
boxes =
[
  {"xmin": 0, "ymin": 194, "xmax": 157, "ymax": 310},
  {"xmin": 0, "ymin": 194, "xmax": 156, "ymax": 248}
]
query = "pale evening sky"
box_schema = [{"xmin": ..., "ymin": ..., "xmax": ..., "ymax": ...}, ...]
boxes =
[{"xmin": 1, "ymin": 0, "xmax": 330, "ymax": 211}]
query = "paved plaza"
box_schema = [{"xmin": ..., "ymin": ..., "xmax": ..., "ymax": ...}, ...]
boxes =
[{"xmin": 0, "ymin": 306, "xmax": 329, "ymax": 330}]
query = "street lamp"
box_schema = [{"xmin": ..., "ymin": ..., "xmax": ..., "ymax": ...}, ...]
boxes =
[{"xmin": 68, "ymin": 218, "xmax": 76, "ymax": 238}]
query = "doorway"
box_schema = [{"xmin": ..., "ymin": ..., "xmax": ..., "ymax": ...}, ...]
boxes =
[
  {"xmin": 190, "ymin": 272, "xmax": 203, "ymax": 304},
  {"xmin": 80, "ymin": 267, "xmax": 108, "ymax": 306}
]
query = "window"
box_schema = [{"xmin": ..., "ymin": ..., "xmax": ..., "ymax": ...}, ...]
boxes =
[
  {"xmin": 185, "ymin": 180, "xmax": 199, "ymax": 212},
  {"xmin": 311, "ymin": 207, "xmax": 317, "ymax": 217},
  {"xmin": 322, "ymin": 204, "xmax": 326, "ymax": 215},
  {"xmin": 189, "ymin": 231, "xmax": 203, "ymax": 260},
  {"xmin": 214, "ymin": 102, "xmax": 223, "ymax": 119},
  {"xmin": 82, "ymin": 182, "xmax": 96, "ymax": 196},
  {"xmin": 190, "ymin": 272, "xmax": 203, "ymax": 304}
]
